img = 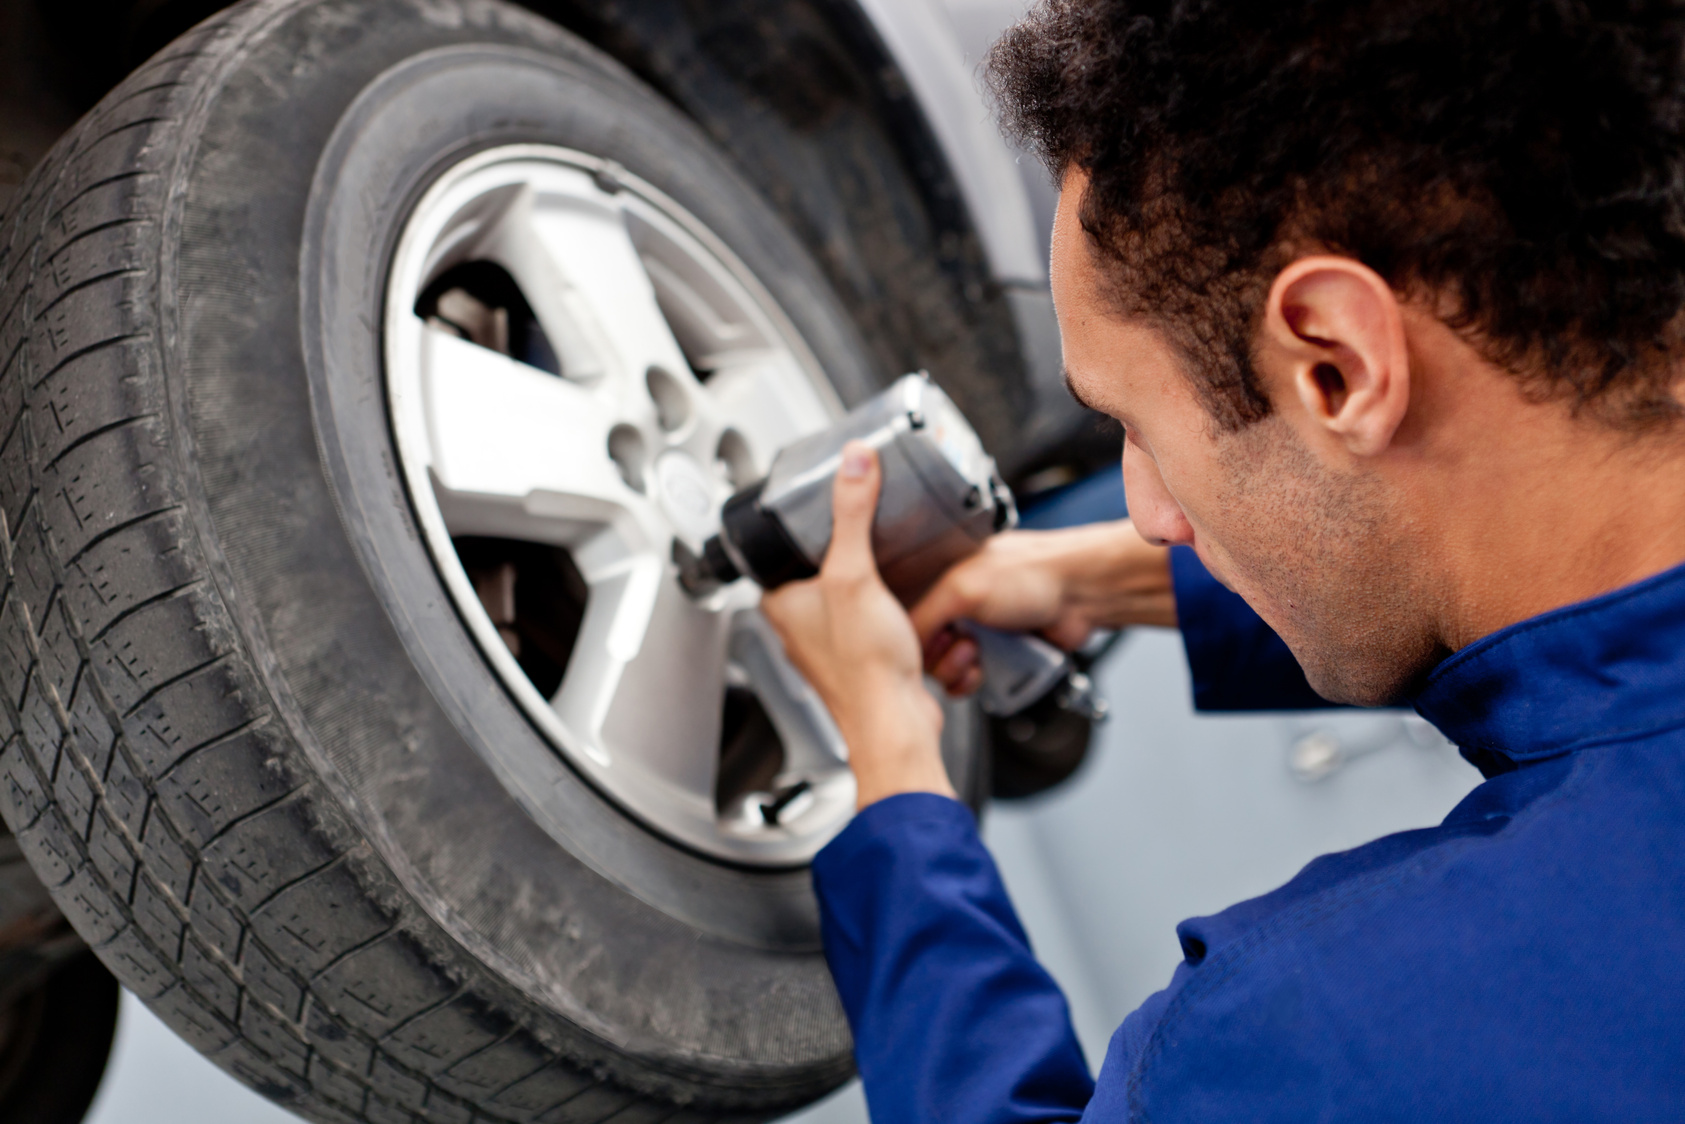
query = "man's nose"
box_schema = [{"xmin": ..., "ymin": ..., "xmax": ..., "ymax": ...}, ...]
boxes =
[{"xmin": 1122, "ymin": 444, "xmax": 1195, "ymax": 548}]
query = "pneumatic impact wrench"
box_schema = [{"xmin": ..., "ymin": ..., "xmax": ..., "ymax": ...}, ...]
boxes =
[{"xmin": 678, "ymin": 373, "xmax": 1106, "ymax": 722}]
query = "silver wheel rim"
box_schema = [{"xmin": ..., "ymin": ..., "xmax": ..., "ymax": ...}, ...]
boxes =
[{"xmin": 384, "ymin": 145, "xmax": 857, "ymax": 865}]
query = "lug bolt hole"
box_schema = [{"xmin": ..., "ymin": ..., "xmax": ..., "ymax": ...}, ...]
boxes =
[
  {"xmin": 608, "ymin": 424, "xmax": 648, "ymax": 492},
  {"xmin": 646, "ymin": 366, "xmax": 692, "ymax": 433},
  {"xmin": 715, "ymin": 428, "xmax": 755, "ymax": 488}
]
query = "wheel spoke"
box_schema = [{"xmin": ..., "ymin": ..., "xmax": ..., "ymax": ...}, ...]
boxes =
[
  {"xmin": 703, "ymin": 355, "xmax": 836, "ymax": 479},
  {"xmin": 627, "ymin": 207, "xmax": 776, "ymax": 374},
  {"xmin": 727, "ymin": 610, "xmax": 849, "ymax": 775},
  {"xmin": 554, "ymin": 567, "xmax": 737, "ymax": 796},
  {"xmin": 477, "ymin": 176, "xmax": 695, "ymax": 402},
  {"xmin": 420, "ymin": 326, "xmax": 645, "ymax": 539}
]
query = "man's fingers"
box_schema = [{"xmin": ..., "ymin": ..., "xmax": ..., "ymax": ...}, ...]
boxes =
[
  {"xmin": 757, "ymin": 583, "xmax": 793, "ymax": 630},
  {"xmin": 910, "ymin": 572, "xmax": 980, "ymax": 645},
  {"xmin": 923, "ymin": 626, "xmax": 958, "ymax": 671},
  {"xmin": 756, "ymin": 584, "xmax": 809, "ymax": 653},
  {"xmin": 821, "ymin": 441, "xmax": 882, "ymax": 580},
  {"xmin": 1044, "ymin": 617, "xmax": 1094, "ymax": 652},
  {"xmin": 932, "ymin": 637, "xmax": 979, "ymax": 695}
]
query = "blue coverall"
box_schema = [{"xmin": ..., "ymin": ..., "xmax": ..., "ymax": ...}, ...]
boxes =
[{"xmin": 812, "ymin": 545, "xmax": 1685, "ymax": 1122}]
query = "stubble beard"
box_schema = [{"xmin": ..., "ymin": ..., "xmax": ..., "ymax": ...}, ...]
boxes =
[{"xmin": 1209, "ymin": 419, "xmax": 1446, "ymax": 707}]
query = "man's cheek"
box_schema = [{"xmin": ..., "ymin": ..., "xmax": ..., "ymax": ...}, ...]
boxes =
[
  {"xmin": 1183, "ymin": 524, "xmax": 1236, "ymax": 591},
  {"xmin": 1181, "ymin": 504, "xmax": 1298, "ymax": 632}
]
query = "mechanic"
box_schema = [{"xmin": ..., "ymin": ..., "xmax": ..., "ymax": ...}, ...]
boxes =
[{"xmin": 759, "ymin": 1, "xmax": 1685, "ymax": 1120}]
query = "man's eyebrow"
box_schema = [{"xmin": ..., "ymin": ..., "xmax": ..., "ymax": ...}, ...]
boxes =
[{"xmin": 1062, "ymin": 365, "xmax": 1101, "ymax": 412}]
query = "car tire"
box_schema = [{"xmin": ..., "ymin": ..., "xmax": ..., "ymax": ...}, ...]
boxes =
[{"xmin": 0, "ymin": 1, "xmax": 989, "ymax": 1121}]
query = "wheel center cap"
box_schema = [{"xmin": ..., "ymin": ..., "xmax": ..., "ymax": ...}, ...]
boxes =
[{"xmin": 654, "ymin": 450, "xmax": 721, "ymax": 544}]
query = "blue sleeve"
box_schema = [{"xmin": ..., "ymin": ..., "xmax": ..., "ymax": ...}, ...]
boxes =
[
  {"xmin": 811, "ymin": 793, "xmax": 1094, "ymax": 1124},
  {"xmin": 1170, "ymin": 545, "xmax": 1338, "ymax": 712}
]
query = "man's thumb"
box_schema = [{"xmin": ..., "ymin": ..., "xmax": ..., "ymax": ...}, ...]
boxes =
[{"xmin": 823, "ymin": 441, "xmax": 881, "ymax": 578}]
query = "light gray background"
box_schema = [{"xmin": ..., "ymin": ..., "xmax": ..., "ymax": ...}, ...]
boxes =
[{"xmin": 87, "ymin": 628, "xmax": 1477, "ymax": 1123}]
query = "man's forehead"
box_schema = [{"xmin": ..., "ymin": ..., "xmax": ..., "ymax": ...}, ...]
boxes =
[
  {"xmin": 1051, "ymin": 174, "xmax": 1206, "ymax": 421},
  {"xmin": 1059, "ymin": 312, "xmax": 1193, "ymax": 414}
]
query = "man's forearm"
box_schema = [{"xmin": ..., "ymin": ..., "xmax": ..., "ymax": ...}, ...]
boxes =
[
  {"xmin": 1053, "ymin": 521, "xmax": 1178, "ymax": 631},
  {"xmin": 911, "ymin": 520, "xmax": 1177, "ymax": 676}
]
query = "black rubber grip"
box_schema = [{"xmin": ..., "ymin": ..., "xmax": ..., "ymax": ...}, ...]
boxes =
[{"xmin": 720, "ymin": 481, "xmax": 819, "ymax": 589}]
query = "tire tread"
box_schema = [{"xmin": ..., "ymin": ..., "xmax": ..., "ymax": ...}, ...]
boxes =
[{"xmin": 0, "ymin": 9, "xmax": 570, "ymax": 1119}]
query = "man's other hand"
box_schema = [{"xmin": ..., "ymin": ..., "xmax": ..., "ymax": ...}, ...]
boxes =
[
  {"xmin": 912, "ymin": 519, "xmax": 1178, "ymax": 698},
  {"xmin": 760, "ymin": 442, "xmax": 955, "ymax": 809}
]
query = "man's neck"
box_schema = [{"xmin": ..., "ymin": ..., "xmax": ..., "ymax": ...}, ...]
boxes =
[{"xmin": 1420, "ymin": 403, "xmax": 1685, "ymax": 652}]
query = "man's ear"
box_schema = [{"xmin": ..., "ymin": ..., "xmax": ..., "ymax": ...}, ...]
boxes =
[{"xmin": 1260, "ymin": 256, "xmax": 1410, "ymax": 458}]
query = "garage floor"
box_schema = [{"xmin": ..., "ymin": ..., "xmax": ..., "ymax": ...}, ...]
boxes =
[{"xmin": 84, "ymin": 628, "xmax": 1477, "ymax": 1123}]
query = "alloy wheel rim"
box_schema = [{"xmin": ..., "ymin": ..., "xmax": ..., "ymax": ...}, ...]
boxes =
[{"xmin": 384, "ymin": 145, "xmax": 857, "ymax": 864}]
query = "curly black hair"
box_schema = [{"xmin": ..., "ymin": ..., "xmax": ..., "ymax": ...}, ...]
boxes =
[{"xmin": 987, "ymin": 0, "xmax": 1685, "ymax": 430}]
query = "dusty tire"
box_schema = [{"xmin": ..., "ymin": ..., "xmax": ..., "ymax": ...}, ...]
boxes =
[{"xmin": 0, "ymin": 1, "xmax": 986, "ymax": 1121}]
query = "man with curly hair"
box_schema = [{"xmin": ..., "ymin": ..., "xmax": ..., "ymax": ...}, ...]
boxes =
[{"xmin": 762, "ymin": 0, "xmax": 1685, "ymax": 1120}]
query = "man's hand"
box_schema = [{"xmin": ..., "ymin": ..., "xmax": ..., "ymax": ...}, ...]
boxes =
[
  {"xmin": 760, "ymin": 443, "xmax": 956, "ymax": 809},
  {"xmin": 912, "ymin": 519, "xmax": 1177, "ymax": 697}
]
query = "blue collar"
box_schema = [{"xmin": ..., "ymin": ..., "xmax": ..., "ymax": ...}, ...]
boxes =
[{"xmin": 1414, "ymin": 559, "xmax": 1685, "ymax": 777}]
